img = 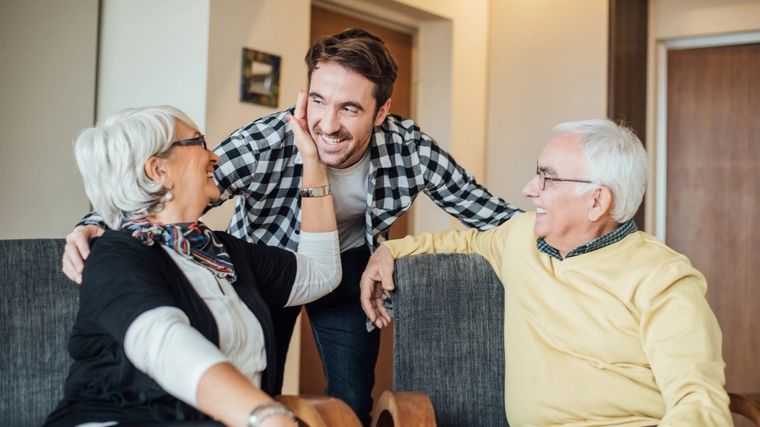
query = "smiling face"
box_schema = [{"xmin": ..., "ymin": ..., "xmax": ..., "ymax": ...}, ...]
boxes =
[
  {"xmin": 306, "ymin": 61, "xmax": 390, "ymax": 169},
  {"xmin": 521, "ymin": 132, "xmax": 599, "ymax": 254},
  {"xmin": 159, "ymin": 119, "xmax": 220, "ymax": 218}
]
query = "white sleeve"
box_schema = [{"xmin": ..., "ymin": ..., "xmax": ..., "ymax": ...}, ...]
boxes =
[
  {"xmin": 286, "ymin": 230, "xmax": 342, "ymax": 306},
  {"xmin": 123, "ymin": 306, "xmax": 228, "ymax": 407}
]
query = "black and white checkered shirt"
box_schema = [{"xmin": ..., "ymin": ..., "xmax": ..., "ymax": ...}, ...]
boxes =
[{"xmin": 212, "ymin": 108, "xmax": 520, "ymax": 252}]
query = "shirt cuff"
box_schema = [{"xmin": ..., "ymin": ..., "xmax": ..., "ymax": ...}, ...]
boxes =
[{"xmin": 287, "ymin": 230, "xmax": 341, "ymax": 306}]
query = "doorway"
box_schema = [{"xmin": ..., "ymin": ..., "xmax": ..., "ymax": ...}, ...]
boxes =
[
  {"xmin": 300, "ymin": 2, "xmax": 415, "ymax": 407},
  {"xmin": 664, "ymin": 41, "xmax": 759, "ymax": 400}
]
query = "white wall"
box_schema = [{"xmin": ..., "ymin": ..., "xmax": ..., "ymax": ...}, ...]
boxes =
[
  {"xmin": 0, "ymin": 0, "xmax": 98, "ymax": 238},
  {"xmin": 485, "ymin": 0, "xmax": 609, "ymax": 211},
  {"xmin": 645, "ymin": 0, "xmax": 760, "ymax": 232},
  {"xmin": 97, "ymin": 0, "xmax": 210, "ymax": 128}
]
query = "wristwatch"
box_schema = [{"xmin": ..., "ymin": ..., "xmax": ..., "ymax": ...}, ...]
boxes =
[
  {"xmin": 300, "ymin": 184, "xmax": 332, "ymax": 198},
  {"xmin": 247, "ymin": 402, "xmax": 295, "ymax": 427}
]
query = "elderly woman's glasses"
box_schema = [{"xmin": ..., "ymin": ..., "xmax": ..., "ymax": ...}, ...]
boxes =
[
  {"xmin": 172, "ymin": 135, "xmax": 207, "ymax": 150},
  {"xmin": 536, "ymin": 166, "xmax": 596, "ymax": 191}
]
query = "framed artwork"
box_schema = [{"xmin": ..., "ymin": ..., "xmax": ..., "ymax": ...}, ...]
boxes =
[{"xmin": 240, "ymin": 48, "xmax": 281, "ymax": 107}]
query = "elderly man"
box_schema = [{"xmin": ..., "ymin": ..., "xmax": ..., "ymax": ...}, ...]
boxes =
[{"xmin": 360, "ymin": 120, "xmax": 732, "ymax": 426}]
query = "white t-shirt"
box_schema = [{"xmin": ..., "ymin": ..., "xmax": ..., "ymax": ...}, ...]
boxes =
[{"xmin": 328, "ymin": 150, "xmax": 371, "ymax": 251}]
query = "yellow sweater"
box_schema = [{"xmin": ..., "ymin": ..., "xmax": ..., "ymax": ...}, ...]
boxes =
[{"xmin": 385, "ymin": 212, "xmax": 731, "ymax": 427}]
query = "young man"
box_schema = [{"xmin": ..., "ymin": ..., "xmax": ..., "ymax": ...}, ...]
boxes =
[
  {"xmin": 361, "ymin": 120, "xmax": 732, "ymax": 426},
  {"xmin": 62, "ymin": 29, "xmax": 519, "ymax": 425}
]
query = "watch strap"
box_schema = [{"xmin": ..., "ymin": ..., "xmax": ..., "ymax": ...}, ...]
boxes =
[{"xmin": 300, "ymin": 184, "xmax": 332, "ymax": 198}]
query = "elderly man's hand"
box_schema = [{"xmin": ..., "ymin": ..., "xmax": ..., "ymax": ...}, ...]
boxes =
[
  {"xmin": 360, "ymin": 245, "xmax": 396, "ymax": 328},
  {"xmin": 62, "ymin": 224, "xmax": 104, "ymax": 284}
]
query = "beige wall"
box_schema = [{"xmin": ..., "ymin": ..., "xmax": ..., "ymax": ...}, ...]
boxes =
[
  {"xmin": 397, "ymin": 0, "xmax": 490, "ymax": 180},
  {"xmin": 400, "ymin": 0, "xmax": 494, "ymax": 231},
  {"xmin": 0, "ymin": 0, "xmax": 98, "ymax": 238},
  {"xmin": 485, "ymin": 0, "xmax": 609, "ymax": 211},
  {"xmin": 412, "ymin": 19, "xmax": 455, "ymax": 233},
  {"xmin": 393, "ymin": 0, "xmax": 492, "ymax": 231},
  {"xmin": 645, "ymin": 0, "xmax": 760, "ymax": 232}
]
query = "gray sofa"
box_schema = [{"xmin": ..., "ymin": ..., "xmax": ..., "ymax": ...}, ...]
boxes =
[
  {"xmin": 391, "ymin": 253, "xmax": 508, "ymax": 427},
  {"xmin": 0, "ymin": 239, "xmax": 76, "ymax": 427},
  {"xmin": 0, "ymin": 238, "xmax": 353, "ymax": 427},
  {"xmin": 0, "ymin": 241, "xmax": 505, "ymax": 427}
]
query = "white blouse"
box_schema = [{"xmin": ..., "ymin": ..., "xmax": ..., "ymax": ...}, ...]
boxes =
[{"xmin": 121, "ymin": 230, "xmax": 340, "ymax": 407}]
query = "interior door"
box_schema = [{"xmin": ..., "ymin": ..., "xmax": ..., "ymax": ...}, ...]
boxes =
[
  {"xmin": 300, "ymin": 3, "xmax": 414, "ymax": 407},
  {"xmin": 666, "ymin": 43, "xmax": 760, "ymax": 411}
]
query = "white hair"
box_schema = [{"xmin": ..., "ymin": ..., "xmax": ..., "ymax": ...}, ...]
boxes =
[
  {"xmin": 553, "ymin": 119, "xmax": 648, "ymax": 223},
  {"xmin": 74, "ymin": 106, "xmax": 198, "ymax": 230}
]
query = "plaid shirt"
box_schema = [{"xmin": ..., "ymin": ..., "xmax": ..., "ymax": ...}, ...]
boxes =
[
  {"xmin": 536, "ymin": 219, "xmax": 638, "ymax": 260},
  {"xmin": 212, "ymin": 109, "xmax": 520, "ymax": 251}
]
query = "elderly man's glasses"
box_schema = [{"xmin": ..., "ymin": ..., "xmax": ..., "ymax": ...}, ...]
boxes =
[
  {"xmin": 536, "ymin": 166, "xmax": 596, "ymax": 191},
  {"xmin": 172, "ymin": 135, "xmax": 207, "ymax": 150}
]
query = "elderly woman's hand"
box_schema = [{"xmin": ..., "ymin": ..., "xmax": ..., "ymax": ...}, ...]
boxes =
[{"xmin": 287, "ymin": 90, "xmax": 320, "ymax": 163}]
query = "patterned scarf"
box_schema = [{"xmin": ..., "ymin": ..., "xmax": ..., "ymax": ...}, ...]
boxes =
[{"xmin": 122, "ymin": 217, "xmax": 236, "ymax": 282}]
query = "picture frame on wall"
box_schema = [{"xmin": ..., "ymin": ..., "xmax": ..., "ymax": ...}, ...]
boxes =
[{"xmin": 240, "ymin": 47, "xmax": 281, "ymax": 108}]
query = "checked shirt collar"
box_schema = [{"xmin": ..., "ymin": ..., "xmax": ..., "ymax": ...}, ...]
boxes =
[{"xmin": 536, "ymin": 219, "xmax": 637, "ymax": 260}]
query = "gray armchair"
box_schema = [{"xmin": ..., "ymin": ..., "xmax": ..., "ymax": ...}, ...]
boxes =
[
  {"xmin": 376, "ymin": 253, "xmax": 508, "ymax": 427},
  {"xmin": 375, "ymin": 253, "xmax": 760, "ymax": 427}
]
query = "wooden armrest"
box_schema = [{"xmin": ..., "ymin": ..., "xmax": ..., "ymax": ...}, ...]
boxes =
[
  {"xmin": 276, "ymin": 394, "xmax": 361, "ymax": 427},
  {"xmin": 729, "ymin": 392, "xmax": 760, "ymax": 426},
  {"xmin": 371, "ymin": 391, "xmax": 436, "ymax": 427}
]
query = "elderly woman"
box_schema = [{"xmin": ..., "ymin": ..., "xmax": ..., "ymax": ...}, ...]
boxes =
[{"xmin": 44, "ymin": 99, "xmax": 339, "ymax": 427}]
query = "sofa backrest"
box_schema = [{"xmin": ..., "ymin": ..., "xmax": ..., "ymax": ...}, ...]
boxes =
[
  {"xmin": 0, "ymin": 239, "xmax": 77, "ymax": 427},
  {"xmin": 392, "ymin": 253, "xmax": 508, "ymax": 427}
]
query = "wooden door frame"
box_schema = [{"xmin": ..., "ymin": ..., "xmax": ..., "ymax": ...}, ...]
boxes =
[{"xmin": 651, "ymin": 31, "xmax": 760, "ymax": 242}]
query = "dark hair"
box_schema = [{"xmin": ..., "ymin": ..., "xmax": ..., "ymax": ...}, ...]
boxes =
[{"xmin": 306, "ymin": 28, "xmax": 398, "ymax": 113}]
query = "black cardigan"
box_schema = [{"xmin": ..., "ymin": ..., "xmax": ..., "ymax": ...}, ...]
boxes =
[{"xmin": 44, "ymin": 230, "xmax": 297, "ymax": 426}]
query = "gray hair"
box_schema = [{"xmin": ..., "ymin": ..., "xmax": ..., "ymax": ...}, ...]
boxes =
[
  {"xmin": 553, "ymin": 119, "xmax": 648, "ymax": 223},
  {"xmin": 74, "ymin": 106, "xmax": 198, "ymax": 230}
]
